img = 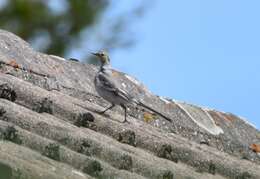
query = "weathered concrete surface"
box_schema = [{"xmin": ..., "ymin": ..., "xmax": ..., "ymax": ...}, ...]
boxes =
[{"xmin": 0, "ymin": 29, "xmax": 259, "ymax": 178}]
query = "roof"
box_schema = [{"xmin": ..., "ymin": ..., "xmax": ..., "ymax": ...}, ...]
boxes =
[{"xmin": 0, "ymin": 29, "xmax": 259, "ymax": 179}]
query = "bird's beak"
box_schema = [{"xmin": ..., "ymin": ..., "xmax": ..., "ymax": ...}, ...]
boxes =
[{"xmin": 91, "ymin": 52, "xmax": 99, "ymax": 56}]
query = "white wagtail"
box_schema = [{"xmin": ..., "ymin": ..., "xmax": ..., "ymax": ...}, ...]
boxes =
[{"xmin": 92, "ymin": 50, "xmax": 172, "ymax": 123}]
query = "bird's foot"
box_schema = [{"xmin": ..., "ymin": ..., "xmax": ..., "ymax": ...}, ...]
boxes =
[
  {"xmin": 121, "ymin": 119, "xmax": 130, "ymax": 124},
  {"xmin": 95, "ymin": 110, "xmax": 110, "ymax": 117},
  {"xmin": 95, "ymin": 110, "xmax": 105, "ymax": 114}
]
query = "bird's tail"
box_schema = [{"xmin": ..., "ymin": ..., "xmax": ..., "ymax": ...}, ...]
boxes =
[{"xmin": 136, "ymin": 100, "xmax": 172, "ymax": 122}]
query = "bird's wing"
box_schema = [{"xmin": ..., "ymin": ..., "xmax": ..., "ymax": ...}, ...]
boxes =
[
  {"xmin": 97, "ymin": 73, "xmax": 132, "ymax": 101},
  {"xmin": 97, "ymin": 73, "xmax": 117, "ymax": 92},
  {"xmin": 116, "ymin": 87, "xmax": 132, "ymax": 101}
]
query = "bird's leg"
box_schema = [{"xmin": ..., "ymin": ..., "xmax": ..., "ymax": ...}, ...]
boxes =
[
  {"xmin": 120, "ymin": 104, "xmax": 129, "ymax": 123},
  {"xmin": 98, "ymin": 103, "xmax": 115, "ymax": 114}
]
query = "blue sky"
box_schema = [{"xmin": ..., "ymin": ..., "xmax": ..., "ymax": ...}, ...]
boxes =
[{"xmin": 109, "ymin": 1, "xmax": 260, "ymax": 129}]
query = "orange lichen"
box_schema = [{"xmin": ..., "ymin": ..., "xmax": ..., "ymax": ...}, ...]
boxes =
[
  {"xmin": 112, "ymin": 70, "xmax": 120, "ymax": 77},
  {"xmin": 207, "ymin": 111, "xmax": 222, "ymax": 126},
  {"xmin": 250, "ymin": 144, "xmax": 260, "ymax": 153},
  {"xmin": 222, "ymin": 113, "xmax": 237, "ymax": 122},
  {"xmin": 9, "ymin": 60, "xmax": 19, "ymax": 68},
  {"xmin": 165, "ymin": 102, "xmax": 176, "ymax": 109}
]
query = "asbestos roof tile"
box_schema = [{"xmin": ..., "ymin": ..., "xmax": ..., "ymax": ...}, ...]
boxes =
[{"xmin": 0, "ymin": 29, "xmax": 260, "ymax": 178}]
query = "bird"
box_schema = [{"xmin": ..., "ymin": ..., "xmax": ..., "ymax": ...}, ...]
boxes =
[{"xmin": 92, "ymin": 50, "xmax": 172, "ymax": 123}]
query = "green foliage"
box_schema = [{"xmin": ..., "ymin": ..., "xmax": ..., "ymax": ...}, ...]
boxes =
[
  {"xmin": 0, "ymin": 0, "xmax": 108, "ymax": 56},
  {"xmin": 0, "ymin": 0, "xmax": 148, "ymax": 63}
]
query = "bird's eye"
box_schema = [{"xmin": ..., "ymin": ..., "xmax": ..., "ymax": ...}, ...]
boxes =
[{"xmin": 101, "ymin": 53, "xmax": 104, "ymax": 56}]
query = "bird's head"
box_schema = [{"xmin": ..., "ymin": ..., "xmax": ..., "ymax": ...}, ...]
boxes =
[{"xmin": 91, "ymin": 50, "xmax": 110, "ymax": 65}]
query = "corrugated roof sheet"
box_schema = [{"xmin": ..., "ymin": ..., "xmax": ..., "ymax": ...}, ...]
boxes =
[{"xmin": 0, "ymin": 29, "xmax": 259, "ymax": 179}]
